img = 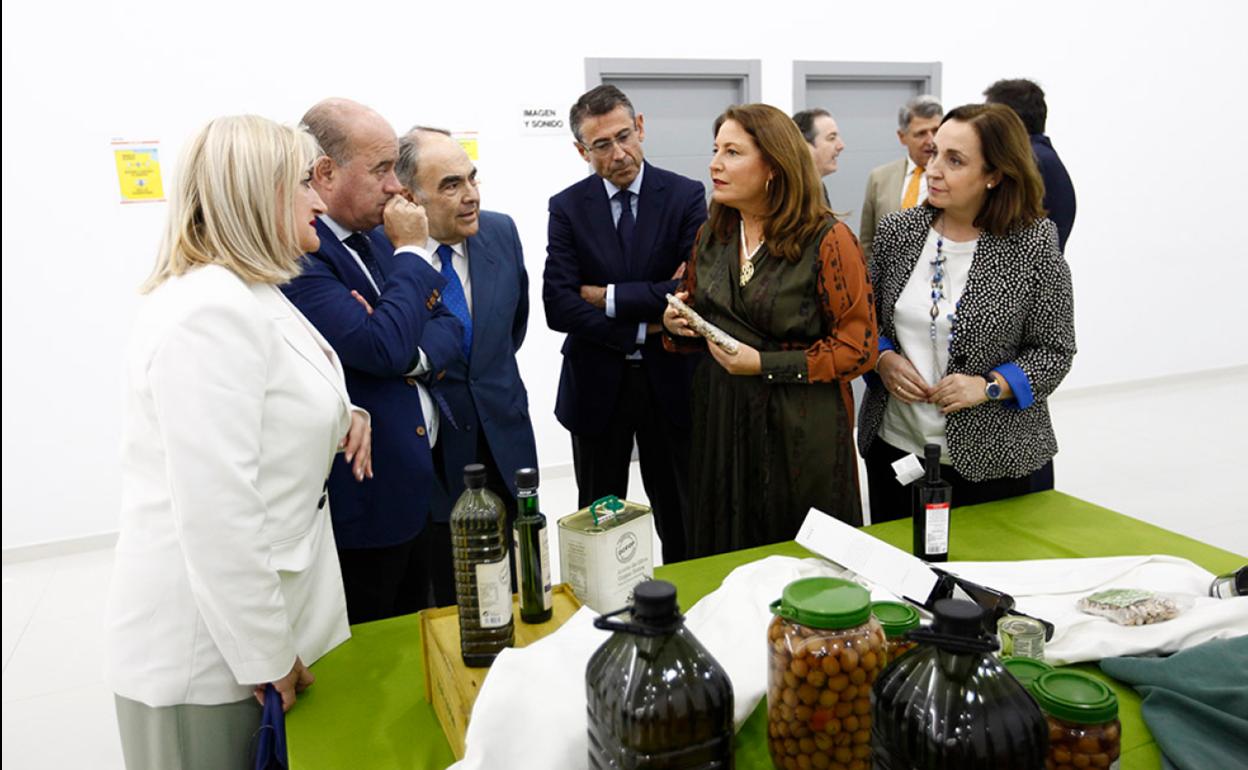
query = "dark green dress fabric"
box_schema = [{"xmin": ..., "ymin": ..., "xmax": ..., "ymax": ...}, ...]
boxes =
[
  {"xmin": 686, "ymin": 220, "xmax": 864, "ymax": 558},
  {"xmin": 1100, "ymin": 636, "xmax": 1248, "ymax": 770}
]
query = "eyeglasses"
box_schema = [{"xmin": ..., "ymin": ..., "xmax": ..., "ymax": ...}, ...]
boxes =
[{"xmin": 582, "ymin": 126, "xmax": 637, "ymax": 158}]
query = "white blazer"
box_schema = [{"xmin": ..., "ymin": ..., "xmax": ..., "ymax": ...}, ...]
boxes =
[{"xmin": 105, "ymin": 265, "xmax": 353, "ymax": 706}]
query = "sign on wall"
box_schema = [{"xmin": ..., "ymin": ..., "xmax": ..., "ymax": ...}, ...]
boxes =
[
  {"xmin": 520, "ymin": 107, "xmax": 566, "ymax": 136},
  {"xmin": 112, "ymin": 140, "xmax": 164, "ymax": 204}
]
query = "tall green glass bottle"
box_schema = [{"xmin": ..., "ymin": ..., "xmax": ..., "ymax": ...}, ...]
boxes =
[
  {"xmin": 513, "ymin": 467, "xmax": 552, "ymax": 624},
  {"xmin": 451, "ymin": 463, "xmax": 513, "ymax": 667}
]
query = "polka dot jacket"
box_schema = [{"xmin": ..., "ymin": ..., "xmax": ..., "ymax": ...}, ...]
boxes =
[{"xmin": 857, "ymin": 205, "xmax": 1077, "ymax": 482}]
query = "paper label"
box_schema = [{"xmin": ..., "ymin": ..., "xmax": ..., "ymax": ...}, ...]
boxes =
[
  {"xmin": 475, "ymin": 557, "xmax": 512, "ymax": 629},
  {"xmin": 538, "ymin": 527, "xmax": 552, "ymax": 610},
  {"xmin": 892, "ymin": 454, "xmax": 925, "ymax": 486},
  {"xmin": 1085, "ymin": 588, "xmax": 1153, "ymax": 608},
  {"xmin": 795, "ymin": 510, "xmax": 939, "ymax": 602},
  {"xmin": 925, "ymin": 503, "xmax": 949, "ymax": 554}
]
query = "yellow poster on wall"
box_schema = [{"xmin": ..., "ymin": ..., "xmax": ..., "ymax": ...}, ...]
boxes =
[
  {"xmin": 113, "ymin": 142, "xmax": 164, "ymax": 203},
  {"xmin": 454, "ymin": 132, "xmax": 479, "ymax": 161}
]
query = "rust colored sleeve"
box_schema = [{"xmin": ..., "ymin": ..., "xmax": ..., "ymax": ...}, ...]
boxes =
[{"xmin": 805, "ymin": 223, "xmax": 878, "ymax": 383}]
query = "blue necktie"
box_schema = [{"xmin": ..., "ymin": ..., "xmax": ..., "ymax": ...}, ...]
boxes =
[
  {"xmin": 614, "ymin": 189, "xmax": 635, "ymax": 261},
  {"xmin": 344, "ymin": 232, "xmax": 385, "ymax": 290},
  {"xmin": 437, "ymin": 243, "xmax": 473, "ymax": 361}
]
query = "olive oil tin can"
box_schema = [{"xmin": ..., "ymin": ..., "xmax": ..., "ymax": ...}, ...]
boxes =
[{"xmin": 557, "ymin": 496, "xmax": 654, "ymax": 613}]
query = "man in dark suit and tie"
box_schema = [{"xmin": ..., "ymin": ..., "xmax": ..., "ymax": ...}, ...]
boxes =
[
  {"xmin": 985, "ymin": 79, "xmax": 1077, "ymax": 252},
  {"xmin": 283, "ymin": 98, "xmax": 464, "ymax": 623},
  {"xmin": 395, "ymin": 126, "xmax": 538, "ymax": 603},
  {"xmin": 543, "ymin": 85, "xmax": 707, "ymax": 564}
]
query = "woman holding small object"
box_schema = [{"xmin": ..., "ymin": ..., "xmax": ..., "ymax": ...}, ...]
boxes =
[
  {"xmin": 859, "ymin": 103, "xmax": 1076, "ymax": 523},
  {"xmin": 662, "ymin": 103, "xmax": 877, "ymax": 558},
  {"xmin": 105, "ymin": 115, "xmax": 366, "ymax": 769}
]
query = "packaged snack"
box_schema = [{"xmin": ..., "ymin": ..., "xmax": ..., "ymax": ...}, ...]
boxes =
[{"xmin": 1075, "ymin": 588, "xmax": 1180, "ymax": 626}]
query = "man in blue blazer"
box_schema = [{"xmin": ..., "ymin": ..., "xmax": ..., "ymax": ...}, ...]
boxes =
[
  {"xmin": 283, "ymin": 99, "xmax": 464, "ymax": 623},
  {"xmin": 543, "ymin": 85, "xmax": 707, "ymax": 564},
  {"xmin": 985, "ymin": 78, "xmax": 1077, "ymax": 252},
  {"xmin": 395, "ymin": 127, "xmax": 538, "ymax": 602}
]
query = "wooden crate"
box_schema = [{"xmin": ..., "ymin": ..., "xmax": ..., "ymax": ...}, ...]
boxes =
[{"xmin": 420, "ymin": 583, "xmax": 583, "ymax": 759}]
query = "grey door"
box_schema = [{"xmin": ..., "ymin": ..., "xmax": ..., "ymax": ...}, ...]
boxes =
[
  {"xmin": 795, "ymin": 62, "xmax": 941, "ymax": 234},
  {"xmin": 588, "ymin": 59, "xmax": 762, "ymax": 198},
  {"xmin": 603, "ymin": 77, "xmax": 742, "ymax": 196}
]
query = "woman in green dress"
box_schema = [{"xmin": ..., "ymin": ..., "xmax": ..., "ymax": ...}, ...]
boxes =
[{"xmin": 662, "ymin": 103, "xmax": 878, "ymax": 558}]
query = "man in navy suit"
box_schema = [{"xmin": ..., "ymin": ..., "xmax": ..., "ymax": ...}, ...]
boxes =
[
  {"xmin": 985, "ymin": 78, "xmax": 1077, "ymax": 252},
  {"xmin": 283, "ymin": 98, "xmax": 464, "ymax": 623},
  {"xmin": 395, "ymin": 126, "xmax": 538, "ymax": 602},
  {"xmin": 543, "ymin": 85, "xmax": 707, "ymax": 564}
]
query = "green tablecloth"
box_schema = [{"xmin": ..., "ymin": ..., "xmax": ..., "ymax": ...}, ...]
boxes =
[{"xmin": 288, "ymin": 491, "xmax": 1245, "ymax": 769}]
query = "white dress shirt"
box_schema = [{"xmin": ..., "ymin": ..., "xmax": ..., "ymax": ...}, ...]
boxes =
[
  {"xmin": 321, "ymin": 215, "xmax": 439, "ymax": 446},
  {"xmin": 602, "ymin": 164, "xmax": 648, "ymax": 355},
  {"xmin": 879, "ymin": 228, "xmax": 977, "ymax": 462}
]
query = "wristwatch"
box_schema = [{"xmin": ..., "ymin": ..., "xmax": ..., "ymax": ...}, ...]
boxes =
[{"xmin": 984, "ymin": 375, "xmax": 1003, "ymax": 401}]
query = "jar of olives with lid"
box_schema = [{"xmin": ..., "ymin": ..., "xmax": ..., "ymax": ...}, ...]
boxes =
[
  {"xmin": 766, "ymin": 578, "xmax": 885, "ymax": 770},
  {"xmin": 1031, "ymin": 670, "xmax": 1121, "ymax": 770}
]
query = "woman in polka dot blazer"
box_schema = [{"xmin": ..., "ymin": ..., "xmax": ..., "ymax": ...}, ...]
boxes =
[{"xmin": 858, "ymin": 103, "xmax": 1076, "ymax": 523}]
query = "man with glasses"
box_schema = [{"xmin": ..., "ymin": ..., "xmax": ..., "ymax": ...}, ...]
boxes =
[
  {"xmin": 543, "ymin": 85, "xmax": 707, "ymax": 565},
  {"xmin": 395, "ymin": 126, "xmax": 537, "ymax": 603}
]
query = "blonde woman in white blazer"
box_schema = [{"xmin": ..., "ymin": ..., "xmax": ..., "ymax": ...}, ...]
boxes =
[{"xmin": 104, "ymin": 115, "xmax": 386, "ymax": 769}]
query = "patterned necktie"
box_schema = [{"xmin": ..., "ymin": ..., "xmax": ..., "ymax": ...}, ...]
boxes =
[
  {"xmin": 614, "ymin": 189, "xmax": 636, "ymax": 260},
  {"xmin": 344, "ymin": 232, "xmax": 385, "ymax": 290},
  {"xmin": 437, "ymin": 243, "xmax": 473, "ymax": 361},
  {"xmin": 902, "ymin": 165, "xmax": 925, "ymax": 209}
]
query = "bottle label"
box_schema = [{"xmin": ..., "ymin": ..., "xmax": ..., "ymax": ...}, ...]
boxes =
[
  {"xmin": 538, "ymin": 526, "xmax": 552, "ymax": 610},
  {"xmin": 475, "ymin": 557, "xmax": 513, "ymax": 629},
  {"xmin": 925, "ymin": 503, "xmax": 949, "ymax": 554}
]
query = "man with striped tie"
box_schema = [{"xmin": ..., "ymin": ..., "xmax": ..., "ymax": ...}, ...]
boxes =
[
  {"xmin": 860, "ymin": 94, "xmax": 943, "ymax": 265},
  {"xmin": 395, "ymin": 127, "xmax": 537, "ymax": 600}
]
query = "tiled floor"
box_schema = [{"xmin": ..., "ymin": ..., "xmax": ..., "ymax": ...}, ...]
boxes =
[{"xmin": 3, "ymin": 366, "xmax": 1245, "ymax": 769}]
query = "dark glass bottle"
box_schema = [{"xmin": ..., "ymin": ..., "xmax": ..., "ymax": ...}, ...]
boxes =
[
  {"xmin": 912, "ymin": 443, "xmax": 951, "ymax": 562},
  {"xmin": 586, "ymin": 580, "xmax": 735, "ymax": 769},
  {"xmin": 513, "ymin": 467, "xmax": 552, "ymax": 624},
  {"xmin": 872, "ymin": 598, "xmax": 1049, "ymax": 769},
  {"xmin": 450, "ymin": 463, "xmax": 513, "ymax": 667}
]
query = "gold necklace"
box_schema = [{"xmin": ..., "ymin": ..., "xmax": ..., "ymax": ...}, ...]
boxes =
[{"xmin": 739, "ymin": 220, "xmax": 765, "ymax": 287}]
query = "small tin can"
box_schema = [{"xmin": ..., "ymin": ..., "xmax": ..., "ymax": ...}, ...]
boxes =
[{"xmin": 998, "ymin": 615, "xmax": 1046, "ymax": 661}]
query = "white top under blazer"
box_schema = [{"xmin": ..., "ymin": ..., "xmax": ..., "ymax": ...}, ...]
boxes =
[{"xmin": 105, "ymin": 264, "xmax": 354, "ymax": 706}]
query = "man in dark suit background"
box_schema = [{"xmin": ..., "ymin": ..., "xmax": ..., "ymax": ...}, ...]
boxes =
[
  {"xmin": 985, "ymin": 78, "xmax": 1077, "ymax": 252},
  {"xmin": 543, "ymin": 85, "xmax": 707, "ymax": 564},
  {"xmin": 283, "ymin": 98, "xmax": 464, "ymax": 623},
  {"xmin": 395, "ymin": 126, "xmax": 538, "ymax": 603}
]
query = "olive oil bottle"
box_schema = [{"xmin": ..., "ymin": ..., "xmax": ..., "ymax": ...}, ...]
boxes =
[
  {"xmin": 450, "ymin": 463, "xmax": 513, "ymax": 666},
  {"xmin": 514, "ymin": 468, "xmax": 552, "ymax": 623}
]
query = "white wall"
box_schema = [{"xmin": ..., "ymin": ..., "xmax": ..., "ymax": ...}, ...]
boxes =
[{"xmin": 3, "ymin": 0, "xmax": 1246, "ymax": 549}]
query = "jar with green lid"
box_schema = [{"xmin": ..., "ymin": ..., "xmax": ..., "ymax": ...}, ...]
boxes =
[
  {"xmin": 871, "ymin": 601, "xmax": 921, "ymax": 665},
  {"xmin": 766, "ymin": 577, "xmax": 885, "ymax": 770},
  {"xmin": 1031, "ymin": 670, "xmax": 1121, "ymax": 770},
  {"xmin": 1001, "ymin": 656, "xmax": 1055, "ymax": 691}
]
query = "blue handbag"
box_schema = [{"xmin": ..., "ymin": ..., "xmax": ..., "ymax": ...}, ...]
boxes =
[{"xmin": 253, "ymin": 684, "xmax": 288, "ymax": 770}]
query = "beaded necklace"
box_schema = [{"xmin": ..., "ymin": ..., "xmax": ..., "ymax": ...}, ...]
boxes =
[{"xmin": 929, "ymin": 218, "xmax": 958, "ymax": 383}]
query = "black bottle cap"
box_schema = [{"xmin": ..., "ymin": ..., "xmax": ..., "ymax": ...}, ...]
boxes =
[
  {"xmin": 932, "ymin": 598, "xmax": 985, "ymax": 638},
  {"xmin": 632, "ymin": 580, "xmax": 681, "ymax": 625},
  {"xmin": 463, "ymin": 463, "xmax": 487, "ymax": 489},
  {"xmin": 515, "ymin": 467, "xmax": 539, "ymax": 490},
  {"xmin": 1236, "ymin": 566, "xmax": 1248, "ymax": 594},
  {"xmin": 924, "ymin": 443, "xmax": 942, "ymax": 464}
]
